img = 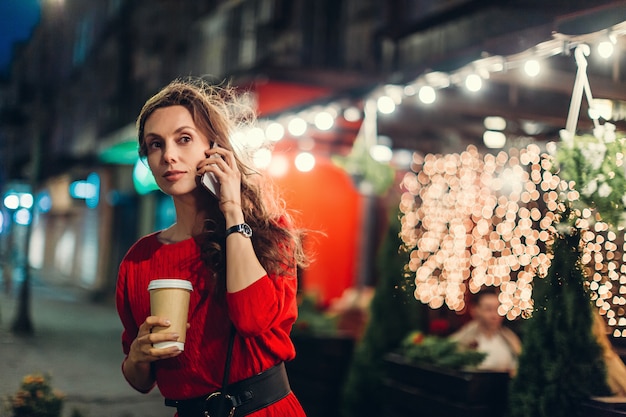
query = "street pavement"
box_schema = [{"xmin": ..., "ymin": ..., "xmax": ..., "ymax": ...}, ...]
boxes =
[{"xmin": 0, "ymin": 279, "xmax": 172, "ymax": 417}]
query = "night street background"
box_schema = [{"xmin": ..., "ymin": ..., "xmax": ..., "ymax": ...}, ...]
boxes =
[{"xmin": 0, "ymin": 278, "xmax": 170, "ymax": 417}]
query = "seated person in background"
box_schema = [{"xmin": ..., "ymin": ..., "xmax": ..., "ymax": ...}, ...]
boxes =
[
  {"xmin": 592, "ymin": 311, "xmax": 626, "ymax": 396},
  {"xmin": 450, "ymin": 288, "xmax": 522, "ymax": 375}
]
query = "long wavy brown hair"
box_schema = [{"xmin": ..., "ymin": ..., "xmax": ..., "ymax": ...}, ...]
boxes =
[{"xmin": 137, "ymin": 77, "xmax": 308, "ymax": 293}]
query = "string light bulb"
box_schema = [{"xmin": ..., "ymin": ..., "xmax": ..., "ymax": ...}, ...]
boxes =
[
  {"xmin": 287, "ymin": 117, "xmax": 307, "ymax": 136},
  {"xmin": 294, "ymin": 152, "xmax": 315, "ymax": 172},
  {"xmin": 418, "ymin": 85, "xmax": 437, "ymax": 104},
  {"xmin": 343, "ymin": 106, "xmax": 361, "ymax": 122},
  {"xmin": 484, "ymin": 116, "xmax": 507, "ymax": 131},
  {"xmin": 524, "ymin": 59, "xmax": 541, "ymax": 77},
  {"xmin": 465, "ymin": 74, "xmax": 483, "ymax": 92},
  {"xmin": 597, "ymin": 35, "xmax": 616, "ymax": 59},
  {"xmin": 314, "ymin": 111, "xmax": 334, "ymax": 130},
  {"xmin": 252, "ymin": 148, "xmax": 272, "ymax": 169},
  {"xmin": 265, "ymin": 122, "xmax": 285, "ymax": 141},
  {"xmin": 246, "ymin": 127, "xmax": 265, "ymax": 149},
  {"xmin": 377, "ymin": 96, "xmax": 396, "ymax": 114},
  {"xmin": 483, "ymin": 131, "xmax": 507, "ymax": 148}
]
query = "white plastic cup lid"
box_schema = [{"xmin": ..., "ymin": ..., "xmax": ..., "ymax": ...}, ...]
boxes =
[{"xmin": 147, "ymin": 279, "xmax": 193, "ymax": 291}]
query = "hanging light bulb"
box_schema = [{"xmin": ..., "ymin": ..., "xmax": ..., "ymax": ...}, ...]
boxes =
[
  {"xmin": 465, "ymin": 74, "xmax": 483, "ymax": 92},
  {"xmin": 484, "ymin": 116, "xmax": 507, "ymax": 131},
  {"xmin": 343, "ymin": 106, "xmax": 362, "ymax": 122},
  {"xmin": 598, "ymin": 35, "xmax": 616, "ymax": 59},
  {"xmin": 265, "ymin": 122, "xmax": 285, "ymax": 142},
  {"xmin": 245, "ymin": 127, "xmax": 265, "ymax": 149},
  {"xmin": 287, "ymin": 117, "xmax": 307, "ymax": 136},
  {"xmin": 314, "ymin": 111, "xmax": 334, "ymax": 130},
  {"xmin": 295, "ymin": 152, "xmax": 316, "ymax": 172},
  {"xmin": 377, "ymin": 96, "xmax": 396, "ymax": 114},
  {"xmin": 418, "ymin": 85, "xmax": 436, "ymax": 104},
  {"xmin": 252, "ymin": 148, "xmax": 272, "ymax": 169},
  {"xmin": 524, "ymin": 59, "xmax": 541, "ymax": 77},
  {"xmin": 483, "ymin": 130, "xmax": 506, "ymax": 148}
]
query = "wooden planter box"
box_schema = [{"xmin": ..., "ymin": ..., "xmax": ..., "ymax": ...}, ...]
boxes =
[
  {"xmin": 286, "ymin": 333, "xmax": 355, "ymax": 417},
  {"xmin": 381, "ymin": 352, "xmax": 510, "ymax": 417}
]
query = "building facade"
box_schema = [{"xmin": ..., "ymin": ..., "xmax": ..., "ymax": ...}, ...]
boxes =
[{"xmin": 1, "ymin": 0, "xmax": 623, "ymax": 299}]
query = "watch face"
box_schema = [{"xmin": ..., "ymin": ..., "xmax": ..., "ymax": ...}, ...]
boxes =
[
  {"xmin": 226, "ymin": 223, "xmax": 253, "ymax": 238},
  {"xmin": 241, "ymin": 223, "xmax": 253, "ymax": 237}
]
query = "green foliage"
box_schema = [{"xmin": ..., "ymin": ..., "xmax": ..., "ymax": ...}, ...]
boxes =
[
  {"xmin": 6, "ymin": 374, "xmax": 64, "ymax": 417},
  {"xmin": 552, "ymin": 131, "xmax": 626, "ymax": 229},
  {"xmin": 508, "ymin": 231, "xmax": 610, "ymax": 417},
  {"xmin": 341, "ymin": 209, "xmax": 426, "ymax": 417},
  {"xmin": 400, "ymin": 331, "xmax": 486, "ymax": 370},
  {"xmin": 293, "ymin": 294, "xmax": 338, "ymax": 336},
  {"xmin": 332, "ymin": 130, "xmax": 395, "ymax": 196}
]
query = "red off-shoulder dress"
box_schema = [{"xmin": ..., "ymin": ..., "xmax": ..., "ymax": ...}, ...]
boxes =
[{"xmin": 115, "ymin": 232, "xmax": 306, "ymax": 416}]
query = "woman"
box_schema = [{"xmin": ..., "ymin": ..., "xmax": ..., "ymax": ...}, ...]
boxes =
[{"xmin": 115, "ymin": 77, "xmax": 308, "ymax": 417}]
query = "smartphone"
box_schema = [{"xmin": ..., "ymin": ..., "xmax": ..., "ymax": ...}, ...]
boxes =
[{"xmin": 201, "ymin": 143, "xmax": 220, "ymax": 198}]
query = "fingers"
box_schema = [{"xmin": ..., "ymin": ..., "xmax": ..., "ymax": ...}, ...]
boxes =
[
  {"xmin": 197, "ymin": 147, "xmax": 237, "ymax": 175},
  {"xmin": 142, "ymin": 315, "xmax": 171, "ymax": 329},
  {"xmin": 131, "ymin": 316, "xmax": 183, "ymax": 363},
  {"xmin": 197, "ymin": 148, "xmax": 243, "ymax": 207}
]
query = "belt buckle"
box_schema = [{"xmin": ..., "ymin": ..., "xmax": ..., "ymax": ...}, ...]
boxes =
[{"xmin": 204, "ymin": 391, "xmax": 236, "ymax": 417}]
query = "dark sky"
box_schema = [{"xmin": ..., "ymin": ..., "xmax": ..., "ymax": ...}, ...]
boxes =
[{"xmin": 0, "ymin": 0, "xmax": 40, "ymax": 75}]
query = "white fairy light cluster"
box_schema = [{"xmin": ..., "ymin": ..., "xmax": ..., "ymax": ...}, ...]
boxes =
[
  {"xmin": 399, "ymin": 144, "xmax": 565, "ymax": 318},
  {"xmin": 400, "ymin": 142, "xmax": 626, "ymax": 335},
  {"xmin": 578, "ymin": 215, "xmax": 626, "ymax": 337}
]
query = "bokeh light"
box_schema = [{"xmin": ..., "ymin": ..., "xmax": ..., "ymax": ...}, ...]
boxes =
[
  {"xmin": 400, "ymin": 143, "xmax": 626, "ymax": 334},
  {"xmin": 400, "ymin": 144, "xmax": 561, "ymax": 318}
]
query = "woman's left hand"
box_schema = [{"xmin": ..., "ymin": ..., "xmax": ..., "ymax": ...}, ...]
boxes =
[{"xmin": 197, "ymin": 146, "xmax": 242, "ymax": 214}]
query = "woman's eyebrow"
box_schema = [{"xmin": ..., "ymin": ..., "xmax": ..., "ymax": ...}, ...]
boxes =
[
  {"xmin": 143, "ymin": 132, "xmax": 162, "ymax": 141},
  {"xmin": 174, "ymin": 126, "xmax": 199, "ymax": 134},
  {"xmin": 144, "ymin": 126, "xmax": 197, "ymax": 139}
]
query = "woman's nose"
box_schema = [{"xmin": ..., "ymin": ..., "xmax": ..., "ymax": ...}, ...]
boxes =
[{"xmin": 162, "ymin": 144, "xmax": 177, "ymax": 163}]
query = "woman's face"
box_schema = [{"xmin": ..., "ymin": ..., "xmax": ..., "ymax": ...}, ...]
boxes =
[{"xmin": 143, "ymin": 105, "xmax": 211, "ymax": 196}]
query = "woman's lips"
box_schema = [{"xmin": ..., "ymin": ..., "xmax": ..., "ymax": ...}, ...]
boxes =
[{"xmin": 163, "ymin": 170, "xmax": 186, "ymax": 181}]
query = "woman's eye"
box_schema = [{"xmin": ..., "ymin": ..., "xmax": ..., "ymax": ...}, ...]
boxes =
[
  {"xmin": 147, "ymin": 141, "xmax": 162, "ymax": 151},
  {"xmin": 180, "ymin": 135, "xmax": 192, "ymax": 143}
]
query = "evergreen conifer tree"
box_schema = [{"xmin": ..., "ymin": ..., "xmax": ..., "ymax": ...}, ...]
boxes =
[
  {"xmin": 341, "ymin": 209, "xmax": 425, "ymax": 417},
  {"xmin": 508, "ymin": 229, "xmax": 609, "ymax": 417}
]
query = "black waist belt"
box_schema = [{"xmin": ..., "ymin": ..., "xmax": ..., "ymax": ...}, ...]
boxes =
[{"xmin": 165, "ymin": 362, "xmax": 291, "ymax": 417}]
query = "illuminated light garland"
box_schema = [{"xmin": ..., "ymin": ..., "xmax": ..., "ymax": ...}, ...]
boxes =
[
  {"xmin": 401, "ymin": 141, "xmax": 626, "ymax": 336},
  {"xmin": 226, "ymin": 23, "xmax": 626, "ymax": 174},
  {"xmin": 400, "ymin": 144, "xmax": 560, "ymax": 318}
]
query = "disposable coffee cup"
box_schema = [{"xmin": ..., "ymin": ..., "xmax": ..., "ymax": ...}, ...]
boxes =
[{"xmin": 147, "ymin": 279, "xmax": 193, "ymax": 350}]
